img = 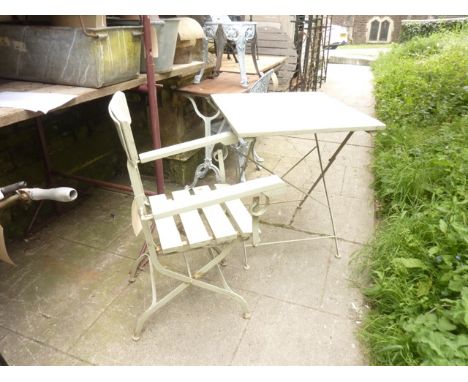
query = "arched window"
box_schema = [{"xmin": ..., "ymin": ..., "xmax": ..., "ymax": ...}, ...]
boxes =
[
  {"xmin": 379, "ymin": 20, "xmax": 390, "ymax": 41},
  {"xmin": 369, "ymin": 20, "xmax": 380, "ymax": 41},
  {"xmin": 367, "ymin": 17, "xmax": 394, "ymax": 43}
]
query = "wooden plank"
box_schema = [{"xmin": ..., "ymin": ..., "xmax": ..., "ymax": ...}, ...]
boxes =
[
  {"xmin": 256, "ymin": 27, "xmax": 284, "ymax": 35},
  {"xmin": 192, "ymin": 186, "xmax": 237, "ymax": 242},
  {"xmin": 220, "ymin": 54, "xmax": 286, "ymax": 75},
  {"xmin": 255, "ymin": 33, "xmax": 290, "ymax": 42},
  {"xmin": 150, "ymin": 175, "xmax": 285, "ymax": 220},
  {"xmin": 254, "ymin": 48, "xmax": 297, "ymax": 57},
  {"xmin": 249, "ymin": 40, "xmax": 292, "ymax": 49},
  {"xmin": 215, "ymin": 184, "xmax": 252, "ymax": 235},
  {"xmin": 172, "ymin": 189, "xmax": 213, "ymax": 248},
  {"xmin": 149, "ymin": 194, "xmax": 184, "ymax": 253},
  {"xmin": 0, "ymin": 77, "xmax": 146, "ymax": 128},
  {"xmin": 0, "ymin": 61, "xmax": 213, "ymax": 129},
  {"xmin": 139, "ymin": 131, "xmax": 238, "ymax": 163},
  {"xmin": 154, "ymin": 61, "xmax": 212, "ymax": 81},
  {"xmin": 176, "ymin": 72, "xmax": 257, "ymax": 96}
]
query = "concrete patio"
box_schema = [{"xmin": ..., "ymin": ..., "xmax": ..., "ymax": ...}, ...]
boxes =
[
  {"xmin": 0, "ymin": 64, "xmax": 378, "ymax": 365},
  {"xmin": 329, "ymin": 47, "xmax": 390, "ymax": 66}
]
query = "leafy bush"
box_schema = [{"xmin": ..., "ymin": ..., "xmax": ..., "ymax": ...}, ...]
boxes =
[
  {"xmin": 373, "ymin": 30, "xmax": 468, "ymax": 129},
  {"xmin": 400, "ymin": 18, "xmax": 468, "ymax": 42},
  {"xmin": 355, "ymin": 27, "xmax": 468, "ymax": 365}
]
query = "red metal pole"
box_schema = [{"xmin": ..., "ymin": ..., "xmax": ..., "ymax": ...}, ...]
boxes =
[{"xmin": 142, "ymin": 15, "xmax": 165, "ymax": 194}]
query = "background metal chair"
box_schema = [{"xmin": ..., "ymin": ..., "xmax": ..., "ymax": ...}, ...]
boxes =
[
  {"xmin": 108, "ymin": 91, "xmax": 285, "ymax": 340},
  {"xmin": 234, "ymin": 69, "xmax": 277, "ymax": 180}
]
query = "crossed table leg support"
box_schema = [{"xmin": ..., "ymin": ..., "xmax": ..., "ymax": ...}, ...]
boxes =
[{"xmin": 238, "ymin": 132, "xmax": 355, "ymax": 268}]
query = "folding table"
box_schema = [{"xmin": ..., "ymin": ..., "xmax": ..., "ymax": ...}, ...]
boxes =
[{"xmin": 211, "ymin": 91, "xmax": 386, "ymax": 259}]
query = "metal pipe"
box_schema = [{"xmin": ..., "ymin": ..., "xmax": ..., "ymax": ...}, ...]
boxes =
[
  {"xmin": 52, "ymin": 170, "xmax": 157, "ymax": 196},
  {"xmin": 135, "ymin": 83, "xmax": 163, "ymax": 93},
  {"xmin": 141, "ymin": 15, "xmax": 165, "ymax": 194}
]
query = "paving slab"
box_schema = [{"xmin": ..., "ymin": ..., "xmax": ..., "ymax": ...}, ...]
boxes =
[
  {"xmin": 0, "ymin": 332, "xmax": 90, "ymax": 366},
  {"xmin": 0, "ymin": 235, "xmax": 132, "ymax": 352},
  {"xmin": 292, "ymin": 193, "xmax": 375, "ymax": 244},
  {"xmin": 231, "ymin": 295, "xmax": 365, "ymax": 365},
  {"xmin": 40, "ymin": 190, "xmax": 134, "ymax": 252},
  {"xmin": 222, "ymin": 225, "xmax": 334, "ymax": 310},
  {"xmin": 0, "ymin": 326, "xmax": 8, "ymax": 341},
  {"xmin": 68, "ymin": 268, "xmax": 260, "ymax": 365},
  {"xmin": 319, "ymin": 240, "xmax": 365, "ymax": 319},
  {"xmin": 320, "ymin": 64, "xmax": 376, "ymax": 115}
]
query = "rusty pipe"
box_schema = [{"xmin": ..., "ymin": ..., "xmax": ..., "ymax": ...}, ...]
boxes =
[{"xmin": 141, "ymin": 15, "xmax": 165, "ymax": 194}]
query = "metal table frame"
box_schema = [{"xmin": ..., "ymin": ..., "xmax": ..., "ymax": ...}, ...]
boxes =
[
  {"xmin": 194, "ymin": 21, "xmax": 261, "ymax": 87},
  {"xmin": 211, "ymin": 91, "xmax": 385, "ymax": 266},
  {"xmin": 176, "ymin": 73, "xmax": 259, "ymax": 188}
]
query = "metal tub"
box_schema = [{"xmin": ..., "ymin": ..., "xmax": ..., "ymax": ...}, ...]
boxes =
[{"xmin": 0, "ymin": 24, "xmax": 143, "ymax": 88}]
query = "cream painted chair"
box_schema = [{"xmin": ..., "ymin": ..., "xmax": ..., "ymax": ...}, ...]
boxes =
[{"xmin": 108, "ymin": 91, "xmax": 285, "ymax": 340}]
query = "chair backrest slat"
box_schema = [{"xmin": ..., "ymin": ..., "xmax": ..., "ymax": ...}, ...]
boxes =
[
  {"xmin": 108, "ymin": 91, "xmax": 140, "ymax": 165},
  {"xmin": 109, "ymin": 91, "xmax": 146, "ymax": 202}
]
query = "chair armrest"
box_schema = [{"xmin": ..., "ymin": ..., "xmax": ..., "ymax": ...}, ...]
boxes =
[
  {"xmin": 150, "ymin": 175, "xmax": 285, "ymax": 220},
  {"xmin": 139, "ymin": 131, "xmax": 239, "ymax": 163}
]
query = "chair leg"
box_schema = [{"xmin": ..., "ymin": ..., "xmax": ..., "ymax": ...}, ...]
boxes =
[
  {"xmin": 252, "ymin": 140, "xmax": 264, "ymax": 171},
  {"xmin": 242, "ymin": 241, "xmax": 250, "ymax": 270},
  {"xmin": 133, "ymin": 241, "xmax": 250, "ymax": 340},
  {"xmin": 129, "ymin": 253, "xmax": 147, "ymax": 283},
  {"xmin": 133, "ymin": 283, "xmax": 189, "ymax": 341}
]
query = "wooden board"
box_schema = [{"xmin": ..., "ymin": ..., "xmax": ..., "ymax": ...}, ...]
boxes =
[
  {"xmin": 151, "ymin": 175, "xmax": 285, "ymax": 220},
  {"xmin": 0, "ymin": 61, "xmax": 211, "ymax": 129},
  {"xmin": 212, "ymin": 92, "xmax": 386, "ymax": 138},
  {"xmin": 176, "ymin": 72, "xmax": 258, "ymax": 96},
  {"xmin": 172, "ymin": 189, "xmax": 213, "ymax": 248},
  {"xmin": 192, "ymin": 185, "xmax": 238, "ymax": 242},
  {"xmin": 247, "ymin": 25, "xmax": 298, "ymax": 91},
  {"xmin": 149, "ymin": 194, "xmax": 184, "ymax": 253},
  {"xmin": 215, "ymin": 184, "xmax": 252, "ymax": 235},
  {"xmin": 220, "ymin": 54, "xmax": 286, "ymax": 75}
]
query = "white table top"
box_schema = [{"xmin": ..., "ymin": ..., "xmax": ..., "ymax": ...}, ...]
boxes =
[{"xmin": 211, "ymin": 92, "xmax": 385, "ymax": 138}]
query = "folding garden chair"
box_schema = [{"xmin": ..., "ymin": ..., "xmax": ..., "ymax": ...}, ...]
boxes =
[{"xmin": 108, "ymin": 91, "xmax": 285, "ymax": 340}]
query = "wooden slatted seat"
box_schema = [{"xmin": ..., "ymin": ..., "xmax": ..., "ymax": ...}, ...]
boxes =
[{"xmin": 108, "ymin": 91, "xmax": 285, "ymax": 340}]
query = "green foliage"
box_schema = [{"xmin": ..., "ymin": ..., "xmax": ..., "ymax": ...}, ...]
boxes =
[
  {"xmin": 372, "ymin": 29, "xmax": 468, "ymax": 129},
  {"xmin": 355, "ymin": 27, "xmax": 468, "ymax": 365},
  {"xmin": 400, "ymin": 18, "xmax": 468, "ymax": 42}
]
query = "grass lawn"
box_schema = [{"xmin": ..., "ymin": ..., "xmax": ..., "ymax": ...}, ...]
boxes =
[{"xmin": 354, "ymin": 27, "xmax": 468, "ymax": 365}]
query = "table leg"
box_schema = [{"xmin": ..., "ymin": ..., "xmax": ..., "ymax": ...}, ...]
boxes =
[
  {"xmin": 213, "ymin": 28, "xmax": 227, "ymax": 78},
  {"xmin": 240, "ymin": 132, "xmax": 356, "ymax": 260},
  {"xmin": 250, "ymin": 36, "xmax": 261, "ymax": 77},
  {"xmin": 185, "ymin": 96, "xmax": 222, "ymax": 188},
  {"xmin": 27, "ymin": 117, "xmax": 58, "ymax": 234},
  {"xmin": 235, "ymin": 37, "xmax": 249, "ymax": 87},
  {"xmin": 313, "ymin": 134, "xmax": 340, "ymax": 258},
  {"xmin": 296, "ymin": 132, "xmax": 354, "ymax": 209},
  {"xmin": 193, "ymin": 36, "xmax": 209, "ymax": 84}
]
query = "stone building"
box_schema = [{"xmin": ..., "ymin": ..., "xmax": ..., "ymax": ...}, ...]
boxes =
[{"xmin": 332, "ymin": 15, "xmax": 433, "ymax": 44}]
